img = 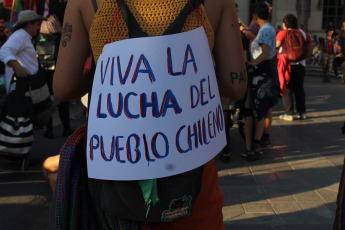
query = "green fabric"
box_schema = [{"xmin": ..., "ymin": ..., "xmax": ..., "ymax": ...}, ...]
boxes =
[
  {"xmin": 16, "ymin": 0, "xmax": 24, "ymax": 12},
  {"xmin": 138, "ymin": 179, "xmax": 159, "ymax": 217}
]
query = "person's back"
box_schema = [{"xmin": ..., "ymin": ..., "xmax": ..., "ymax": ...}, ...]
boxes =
[
  {"xmin": 52, "ymin": 0, "xmax": 246, "ymax": 229},
  {"xmin": 276, "ymin": 14, "xmax": 313, "ymax": 120}
]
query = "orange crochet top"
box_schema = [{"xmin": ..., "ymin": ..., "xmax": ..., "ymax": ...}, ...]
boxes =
[{"xmin": 89, "ymin": 0, "xmax": 214, "ymax": 63}]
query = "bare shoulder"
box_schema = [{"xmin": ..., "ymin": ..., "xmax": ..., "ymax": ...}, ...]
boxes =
[
  {"xmin": 78, "ymin": 0, "xmax": 102, "ymax": 32},
  {"xmin": 204, "ymin": 0, "xmax": 235, "ymax": 32}
]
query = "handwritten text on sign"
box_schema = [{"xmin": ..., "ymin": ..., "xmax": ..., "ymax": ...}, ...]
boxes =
[{"xmin": 87, "ymin": 27, "xmax": 226, "ymax": 180}]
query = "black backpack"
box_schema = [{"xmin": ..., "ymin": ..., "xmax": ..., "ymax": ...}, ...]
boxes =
[{"xmin": 87, "ymin": 0, "xmax": 206, "ymax": 223}]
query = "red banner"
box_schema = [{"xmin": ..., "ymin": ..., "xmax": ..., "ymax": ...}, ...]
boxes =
[
  {"xmin": 3, "ymin": 0, "xmax": 15, "ymax": 9},
  {"xmin": 24, "ymin": 0, "xmax": 37, "ymax": 11}
]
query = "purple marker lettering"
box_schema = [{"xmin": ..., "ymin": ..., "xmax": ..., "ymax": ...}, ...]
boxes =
[
  {"xmin": 97, "ymin": 94, "xmax": 107, "ymax": 118},
  {"xmin": 167, "ymin": 47, "xmax": 182, "ymax": 76},
  {"xmin": 190, "ymin": 85, "xmax": 199, "ymax": 109},
  {"xmin": 160, "ymin": 90, "xmax": 182, "ymax": 117},
  {"xmin": 140, "ymin": 92, "xmax": 160, "ymax": 118},
  {"xmin": 151, "ymin": 132, "xmax": 169, "ymax": 159},
  {"xmin": 176, "ymin": 125, "xmax": 189, "ymax": 153},
  {"xmin": 117, "ymin": 55, "xmax": 133, "ymax": 85},
  {"xmin": 182, "ymin": 44, "xmax": 197, "ymax": 75},
  {"xmin": 124, "ymin": 92, "xmax": 139, "ymax": 119},
  {"xmin": 188, "ymin": 123, "xmax": 198, "ymax": 150},
  {"xmin": 90, "ymin": 135, "xmax": 99, "ymax": 160},
  {"xmin": 132, "ymin": 54, "xmax": 156, "ymax": 84},
  {"xmin": 100, "ymin": 57, "xmax": 110, "ymax": 85},
  {"xmin": 208, "ymin": 75, "xmax": 215, "ymax": 99},
  {"xmin": 208, "ymin": 111, "xmax": 214, "ymax": 139},
  {"xmin": 200, "ymin": 78, "xmax": 208, "ymax": 106},
  {"xmin": 143, "ymin": 134, "xmax": 155, "ymax": 163},
  {"xmin": 100, "ymin": 136, "xmax": 115, "ymax": 161},
  {"xmin": 126, "ymin": 134, "xmax": 141, "ymax": 164},
  {"xmin": 107, "ymin": 93, "xmax": 123, "ymax": 118},
  {"xmin": 115, "ymin": 136, "xmax": 126, "ymax": 163}
]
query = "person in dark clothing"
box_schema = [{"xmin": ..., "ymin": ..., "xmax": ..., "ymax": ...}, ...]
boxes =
[
  {"xmin": 276, "ymin": 14, "xmax": 313, "ymax": 120},
  {"xmin": 334, "ymin": 30, "xmax": 345, "ymax": 79},
  {"xmin": 0, "ymin": 17, "xmax": 8, "ymax": 75},
  {"xmin": 38, "ymin": 14, "xmax": 73, "ymax": 138}
]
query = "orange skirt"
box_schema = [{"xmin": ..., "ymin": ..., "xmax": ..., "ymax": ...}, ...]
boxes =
[{"xmin": 153, "ymin": 159, "xmax": 225, "ymax": 230}]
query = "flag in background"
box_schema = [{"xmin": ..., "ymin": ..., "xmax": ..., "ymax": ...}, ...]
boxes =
[
  {"xmin": 43, "ymin": 0, "xmax": 49, "ymax": 17},
  {"xmin": 3, "ymin": 0, "xmax": 25, "ymax": 12},
  {"xmin": 2, "ymin": 0, "xmax": 17, "ymax": 10},
  {"xmin": 24, "ymin": 0, "xmax": 37, "ymax": 11}
]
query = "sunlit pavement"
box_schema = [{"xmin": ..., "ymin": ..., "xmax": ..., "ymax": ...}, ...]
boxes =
[
  {"xmin": 0, "ymin": 74, "xmax": 344, "ymax": 229},
  {"xmin": 0, "ymin": 100, "xmax": 86, "ymax": 230},
  {"xmin": 217, "ymin": 75, "xmax": 345, "ymax": 229}
]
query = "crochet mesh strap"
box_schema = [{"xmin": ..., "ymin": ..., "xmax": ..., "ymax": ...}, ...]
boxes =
[{"xmin": 115, "ymin": 0, "xmax": 205, "ymax": 38}]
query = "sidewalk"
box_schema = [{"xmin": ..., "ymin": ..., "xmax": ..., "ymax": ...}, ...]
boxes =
[
  {"xmin": 0, "ymin": 75, "xmax": 344, "ymax": 229},
  {"xmin": 217, "ymin": 74, "xmax": 345, "ymax": 229},
  {"xmin": 0, "ymin": 100, "xmax": 86, "ymax": 230}
]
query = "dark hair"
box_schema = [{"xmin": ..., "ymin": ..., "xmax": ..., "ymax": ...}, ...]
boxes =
[
  {"xmin": 332, "ymin": 31, "xmax": 339, "ymax": 38},
  {"xmin": 283, "ymin": 14, "xmax": 298, "ymax": 29},
  {"xmin": 252, "ymin": 2, "xmax": 269, "ymax": 20},
  {"xmin": 13, "ymin": 20, "xmax": 36, "ymax": 31}
]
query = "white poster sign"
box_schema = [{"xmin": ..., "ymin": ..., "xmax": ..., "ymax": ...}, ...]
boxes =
[{"xmin": 87, "ymin": 27, "xmax": 226, "ymax": 180}]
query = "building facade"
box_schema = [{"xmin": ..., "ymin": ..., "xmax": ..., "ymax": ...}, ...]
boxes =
[{"xmin": 236, "ymin": 0, "xmax": 344, "ymax": 38}]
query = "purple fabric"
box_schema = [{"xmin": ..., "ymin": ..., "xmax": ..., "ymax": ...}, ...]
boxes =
[{"xmin": 246, "ymin": 20, "xmax": 260, "ymax": 36}]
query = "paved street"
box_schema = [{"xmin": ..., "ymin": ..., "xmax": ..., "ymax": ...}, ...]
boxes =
[
  {"xmin": 218, "ymin": 73, "xmax": 345, "ymax": 229},
  {"xmin": 0, "ymin": 73, "xmax": 344, "ymax": 229}
]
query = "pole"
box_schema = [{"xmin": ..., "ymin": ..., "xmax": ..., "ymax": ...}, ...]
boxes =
[
  {"xmin": 9, "ymin": 0, "xmax": 17, "ymax": 32},
  {"xmin": 29, "ymin": 0, "xmax": 32, "ymax": 9}
]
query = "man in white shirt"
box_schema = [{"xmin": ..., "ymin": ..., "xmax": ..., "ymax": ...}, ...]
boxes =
[{"xmin": 0, "ymin": 10, "xmax": 46, "ymax": 92}]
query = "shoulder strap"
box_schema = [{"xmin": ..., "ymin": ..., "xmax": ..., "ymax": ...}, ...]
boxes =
[
  {"xmin": 91, "ymin": 0, "xmax": 98, "ymax": 13},
  {"xmin": 116, "ymin": 0, "xmax": 148, "ymax": 38},
  {"xmin": 88, "ymin": 0, "xmax": 205, "ymax": 109},
  {"xmin": 163, "ymin": 0, "xmax": 205, "ymax": 35},
  {"xmin": 298, "ymin": 29, "xmax": 307, "ymax": 41},
  {"xmin": 88, "ymin": 54, "xmax": 96, "ymax": 109},
  {"xmin": 116, "ymin": 0, "xmax": 204, "ymax": 38}
]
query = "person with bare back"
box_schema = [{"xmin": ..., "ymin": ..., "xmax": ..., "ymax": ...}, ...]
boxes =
[{"xmin": 51, "ymin": 0, "xmax": 246, "ymax": 229}]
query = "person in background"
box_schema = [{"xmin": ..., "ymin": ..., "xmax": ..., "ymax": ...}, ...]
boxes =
[
  {"xmin": 338, "ymin": 29, "xmax": 345, "ymax": 55},
  {"xmin": 38, "ymin": 14, "xmax": 73, "ymax": 138},
  {"xmin": 327, "ymin": 21, "xmax": 336, "ymax": 32},
  {"xmin": 246, "ymin": 2, "xmax": 280, "ymax": 160},
  {"xmin": 0, "ymin": 17, "xmax": 8, "ymax": 76},
  {"xmin": 334, "ymin": 46, "xmax": 344, "ymax": 79},
  {"xmin": 276, "ymin": 14, "xmax": 313, "ymax": 121},
  {"xmin": 333, "ymin": 31, "xmax": 345, "ymax": 79},
  {"xmin": 0, "ymin": 10, "xmax": 46, "ymax": 93},
  {"xmin": 311, "ymin": 37, "xmax": 323, "ymax": 66},
  {"xmin": 52, "ymin": 0, "xmax": 246, "ymax": 229},
  {"xmin": 322, "ymin": 29, "xmax": 336, "ymax": 82},
  {"xmin": 240, "ymin": 0, "xmax": 274, "ymax": 160}
]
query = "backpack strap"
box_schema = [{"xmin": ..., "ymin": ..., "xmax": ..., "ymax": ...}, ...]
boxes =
[
  {"xmin": 88, "ymin": 54, "xmax": 96, "ymax": 110},
  {"xmin": 116, "ymin": 0, "xmax": 148, "ymax": 38},
  {"xmin": 116, "ymin": 0, "xmax": 204, "ymax": 38},
  {"xmin": 89, "ymin": 0, "xmax": 205, "ymax": 107},
  {"xmin": 91, "ymin": 0, "xmax": 98, "ymax": 13},
  {"xmin": 163, "ymin": 0, "xmax": 205, "ymax": 35}
]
